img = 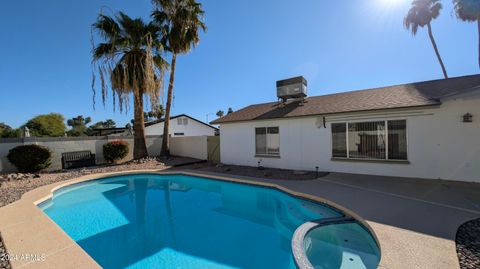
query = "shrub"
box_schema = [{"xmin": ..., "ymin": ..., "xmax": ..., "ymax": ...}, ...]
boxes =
[
  {"xmin": 103, "ymin": 140, "xmax": 130, "ymax": 163},
  {"xmin": 7, "ymin": 145, "xmax": 52, "ymax": 173}
]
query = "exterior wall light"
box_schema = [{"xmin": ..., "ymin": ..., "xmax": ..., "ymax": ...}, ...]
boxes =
[{"xmin": 463, "ymin": 113, "xmax": 473, "ymax": 123}]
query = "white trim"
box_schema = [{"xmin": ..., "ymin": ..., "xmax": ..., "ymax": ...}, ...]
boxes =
[{"xmin": 254, "ymin": 126, "xmax": 281, "ymax": 157}]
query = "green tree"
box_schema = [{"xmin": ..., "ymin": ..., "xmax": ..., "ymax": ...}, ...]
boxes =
[
  {"xmin": 87, "ymin": 119, "xmax": 117, "ymax": 135},
  {"xmin": 66, "ymin": 115, "xmax": 92, "ymax": 136},
  {"xmin": 453, "ymin": 0, "xmax": 480, "ymax": 68},
  {"xmin": 24, "ymin": 113, "xmax": 66, "ymax": 137},
  {"xmin": 0, "ymin": 123, "xmax": 11, "ymax": 137},
  {"xmin": 0, "ymin": 123, "xmax": 20, "ymax": 138},
  {"xmin": 97, "ymin": 119, "xmax": 116, "ymax": 128},
  {"xmin": 142, "ymin": 104, "xmax": 164, "ymax": 122},
  {"xmin": 216, "ymin": 110, "xmax": 224, "ymax": 117},
  {"xmin": 152, "ymin": 0, "xmax": 206, "ymax": 157},
  {"xmin": 92, "ymin": 12, "xmax": 167, "ymax": 159},
  {"xmin": 227, "ymin": 107, "xmax": 233, "ymax": 114},
  {"xmin": 404, "ymin": 0, "xmax": 448, "ymax": 78}
]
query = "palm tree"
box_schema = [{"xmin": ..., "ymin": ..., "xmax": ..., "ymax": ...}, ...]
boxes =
[
  {"xmin": 92, "ymin": 12, "xmax": 167, "ymax": 159},
  {"xmin": 404, "ymin": 0, "xmax": 448, "ymax": 78},
  {"xmin": 453, "ymin": 0, "xmax": 480, "ymax": 68},
  {"xmin": 152, "ymin": 0, "xmax": 206, "ymax": 157}
]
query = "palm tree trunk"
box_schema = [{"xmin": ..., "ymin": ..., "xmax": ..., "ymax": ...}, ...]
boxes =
[
  {"xmin": 160, "ymin": 53, "xmax": 177, "ymax": 157},
  {"xmin": 133, "ymin": 89, "xmax": 148, "ymax": 159},
  {"xmin": 427, "ymin": 23, "xmax": 448, "ymax": 79}
]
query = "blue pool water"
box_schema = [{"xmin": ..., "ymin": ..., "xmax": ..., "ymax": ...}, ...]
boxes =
[
  {"xmin": 304, "ymin": 223, "xmax": 381, "ymax": 269},
  {"xmin": 40, "ymin": 174, "xmax": 378, "ymax": 269}
]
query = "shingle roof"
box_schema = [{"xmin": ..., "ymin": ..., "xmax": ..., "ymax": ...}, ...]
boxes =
[
  {"xmin": 211, "ymin": 74, "xmax": 480, "ymax": 124},
  {"xmin": 145, "ymin": 114, "xmax": 218, "ymax": 130}
]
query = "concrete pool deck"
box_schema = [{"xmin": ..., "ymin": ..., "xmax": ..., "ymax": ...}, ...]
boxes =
[{"xmin": 0, "ymin": 169, "xmax": 478, "ymax": 269}]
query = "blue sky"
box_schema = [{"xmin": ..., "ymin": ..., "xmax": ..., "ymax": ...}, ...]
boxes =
[{"xmin": 0, "ymin": 0, "xmax": 478, "ymax": 128}]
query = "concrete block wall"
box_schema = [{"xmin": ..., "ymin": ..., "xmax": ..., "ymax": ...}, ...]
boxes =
[
  {"xmin": 0, "ymin": 136, "xmax": 163, "ymax": 173},
  {"xmin": 0, "ymin": 135, "xmax": 209, "ymax": 173},
  {"xmin": 170, "ymin": 136, "xmax": 208, "ymax": 160}
]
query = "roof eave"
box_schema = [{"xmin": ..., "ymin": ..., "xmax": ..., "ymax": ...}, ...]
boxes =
[{"xmin": 211, "ymin": 104, "xmax": 441, "ymax": 125}]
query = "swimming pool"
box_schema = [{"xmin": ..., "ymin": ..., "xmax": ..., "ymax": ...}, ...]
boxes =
[{"xmin": 40, "ymin": 173, "xmax": 380, "ymax": 269}]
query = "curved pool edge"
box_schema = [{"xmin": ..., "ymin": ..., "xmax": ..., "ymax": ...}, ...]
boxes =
[
  {"xmin": 3, "ymin": 169, "xmax": 383, "ymax": 269},
  {"xmin": 291, "ymin": 217, "xmax": 381, "ymax": 269}
]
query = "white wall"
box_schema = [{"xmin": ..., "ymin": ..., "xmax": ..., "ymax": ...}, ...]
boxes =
[
  {"xmin": 219, "ymin": 93, "xmax": 480, "ymax": 182},
  {"xmin": 145, "ymin": 116, "xmax": 216, "ymax": 137},
  {"xmin": 170, "ymin": 136, "xmax": 208, "ymax": 160}
]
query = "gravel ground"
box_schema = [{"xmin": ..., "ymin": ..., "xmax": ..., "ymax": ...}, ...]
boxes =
[
  {"xmin": 456, "ymin": 217, "xmax": 480, "ymax": 269},
  {"xmin": 0, "ymin": 233, "xmax": 11, "ymax": 269}
]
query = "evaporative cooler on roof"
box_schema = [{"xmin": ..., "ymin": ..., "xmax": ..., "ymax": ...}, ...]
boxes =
[{"xmin": 276, "ymin": 76, "xmax": 307, "ymax": 102}]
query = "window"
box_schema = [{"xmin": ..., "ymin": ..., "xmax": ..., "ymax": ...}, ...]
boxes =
[
  {"xmin": 388, "ymin": 120, "xmax": 408, "ymax": 160},
  {"xmin": 332, "ymin": 120, "xmax": 407, "ymax": 160},
  {"xmin": 183, "ymin": 118, "xmax": 188, "ymax": 125},
  {"xmin": 255, "ymin": 127, "xmax": 280, "ymax": 156},
  {"xmin": 332, "ymin": 123, "xmax": 347, "ymax": 158},
  {"xmin": 177, "ymin": 118, "xmax": 183, "ymax": 125},
  {"xmin": 174, "ymin": 132, "xmax": 184, "ymax": 136}
]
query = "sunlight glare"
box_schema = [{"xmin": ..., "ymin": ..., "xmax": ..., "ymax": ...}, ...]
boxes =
[{"xmin": 377, "ymin": 0, "xmax": 406, "ymax": 8}]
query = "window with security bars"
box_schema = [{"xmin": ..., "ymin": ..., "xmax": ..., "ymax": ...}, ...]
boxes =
[
  {"xmin": 255, "ymin": 127, "xmax": 280, "ymax": 156},
  {"xmin": 331, "ymin": 120, "xmax": 407, "ymax": 160}
]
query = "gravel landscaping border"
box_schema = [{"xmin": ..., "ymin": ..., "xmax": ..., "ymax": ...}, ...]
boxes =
[
  {"xmin": 456, "ymin": 217, "xmax": 480, "ymax": 269},
  {"xmin": 0, "ymin": 232, "xmax": 11, "ymax": 269}
]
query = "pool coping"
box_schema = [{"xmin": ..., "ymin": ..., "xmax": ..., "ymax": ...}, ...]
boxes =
[{"xmin": 0, "ymin": 169, "xmax": 382, "ymax": 269}]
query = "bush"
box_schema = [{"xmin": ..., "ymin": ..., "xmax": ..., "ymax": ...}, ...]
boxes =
[
  {"xmin": 103, "ymin": 140, "xmax": 130, "ymax": 163},
  {"xmin": 7, "ymin": 145, "xmax": 52, "ymax": 173}
]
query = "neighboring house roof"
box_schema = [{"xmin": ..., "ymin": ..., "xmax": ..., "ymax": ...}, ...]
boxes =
[
  {"xmin": 145, "ymin": 114, "xmax": 219, "ymax": 130},
  {"xmin": 90, "ymin": 127, "xmax": 128, "ymax": 136},
  {"xmin": 211, "ymin": 74, "xmax": 480, "ymax": 124}
]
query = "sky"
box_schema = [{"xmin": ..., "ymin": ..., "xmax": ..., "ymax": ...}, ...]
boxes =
[{"xmin": 0, "ymin": 0, "xmax": 479, "ymax": 128}]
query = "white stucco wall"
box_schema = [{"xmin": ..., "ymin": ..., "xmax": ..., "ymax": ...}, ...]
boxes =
[
  {"xmin": 170, "ymin": 136, "xmax": 208, "ymax": 160},
  {"xmin": 219, "ymin": 93, "xmax": 480, "ymax": 182},
  {"xmin": 145, "ymin": 116, "xmax": 216, "ymax": 137}
]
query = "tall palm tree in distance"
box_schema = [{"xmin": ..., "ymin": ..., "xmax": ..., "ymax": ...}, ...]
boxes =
[
  {"xmin": 453, "ymin": 0, "xmax": 480, "ymax": 68},
  {"xmin": 404, "ymin": 0, "xmax": 448, "ymax": 78},
  {"xmin": 152, "ymin": 0, "xmax": 206, "ymax": 157},
  {"xmin": 92, "ymin": 12, "xmax": 167, "ymax": 159}
]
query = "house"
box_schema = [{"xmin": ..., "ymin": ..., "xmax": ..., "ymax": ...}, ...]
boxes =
[
  {"xmin": 211, "ymin": 75, "xmax": 480, "ymax": 182},
  {"xmin": 145, "ymin": 114, "xmax": 218, "ymax": 137}
]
